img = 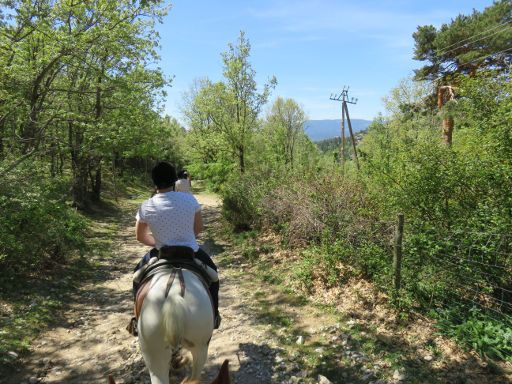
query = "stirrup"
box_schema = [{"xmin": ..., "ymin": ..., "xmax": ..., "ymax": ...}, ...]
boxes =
[{"xmin": 127, "ymin": 317, "xmax": 138, "ymax": 336}]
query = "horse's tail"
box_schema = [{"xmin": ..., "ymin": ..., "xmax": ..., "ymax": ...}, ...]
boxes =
[{"xmin": 162, "ymin": 292, "xmax": 186, "ymax": 346}]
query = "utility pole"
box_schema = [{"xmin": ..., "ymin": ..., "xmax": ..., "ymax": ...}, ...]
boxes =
[{"xmin": 330, "ymin": 86, "xmax": 360, "ymax": 170}]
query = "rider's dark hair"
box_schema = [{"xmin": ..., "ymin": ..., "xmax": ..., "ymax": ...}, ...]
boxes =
[
  {"xmin": 177, "ymin": 170, "xmax": 188, "ymax": 179},
  {"xmin": 151, "ymin": 162, "xmax": 177, "ymax": 189}
]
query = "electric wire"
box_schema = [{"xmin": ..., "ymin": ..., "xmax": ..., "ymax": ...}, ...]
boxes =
[
  {"xmin": 435, "ymin": 20, "xmax": 512, "ymax": 57},
  {"xmin": 432, "ymin": 46, "xmax": 512, "ymax": 83}
]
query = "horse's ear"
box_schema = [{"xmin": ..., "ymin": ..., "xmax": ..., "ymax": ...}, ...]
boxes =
[
  {"xmin": 108, "ymin": 374, "xmax": 116, "ymax": 384},
  {"xmin": 211, "ymin": 359, "xmax": 230, "ymax": 384}
]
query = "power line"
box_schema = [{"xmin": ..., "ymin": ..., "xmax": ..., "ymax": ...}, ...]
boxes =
[
  {"xmin": 437, "ymin": 25, "xmax": 512, "ymax": 58},
  {"xmin": 435, "ymin": 20, "xmax": 512, "ymax": 57},
  {"xmin": 433, "ymin": 46, "xmax": 512, "ymax": 83}
]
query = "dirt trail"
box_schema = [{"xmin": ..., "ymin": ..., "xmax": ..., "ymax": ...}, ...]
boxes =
[{"xmin": 7, "ymin": 193, "xmax": 281, "ymax": 384}]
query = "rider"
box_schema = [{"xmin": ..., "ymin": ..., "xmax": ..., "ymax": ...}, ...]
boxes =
[
  {"xmin": 134, "ymin": 161, "xmax": 220, "ymax": 328},
  {"xmin": 175, "ymin": 169, "xmax": 192, "ymax": 193}
]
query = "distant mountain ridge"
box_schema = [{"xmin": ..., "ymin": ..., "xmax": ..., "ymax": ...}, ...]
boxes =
[{"xmin": 304, "ymin": 119, "xmax": 372, "ymax": 141}]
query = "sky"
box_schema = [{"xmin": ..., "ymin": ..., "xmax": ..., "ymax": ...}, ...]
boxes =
[{"xmin": 156, "ymin": 0, "xmax": 495, "ymax": 124}]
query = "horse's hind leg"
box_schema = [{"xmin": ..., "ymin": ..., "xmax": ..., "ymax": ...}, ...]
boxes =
[
  {"xmin": 140, "ymin": 338, "xmax": 172, "ymax": 384},
  {"xmin": 188, "ymin": 344, "xmax": 209, "ymax": 380}
]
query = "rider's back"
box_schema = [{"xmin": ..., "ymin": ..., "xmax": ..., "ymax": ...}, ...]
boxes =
[{"xmin": 137, "ymin": 191, "xmax": 200, "ymax": 251}]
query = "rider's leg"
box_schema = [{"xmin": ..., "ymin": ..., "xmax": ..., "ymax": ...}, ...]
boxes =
[
  {"xmin": 194, "ymin": 247, "xmax": 217, "ymax": 271},
  {"xmin": 195, "ymin": 248, "xmax": 220, "ymax": 327}
]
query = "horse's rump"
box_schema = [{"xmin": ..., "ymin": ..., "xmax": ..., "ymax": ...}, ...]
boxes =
[{"xmin": 139, "ymin": 269, "xmax": 214, "ymax": 346}]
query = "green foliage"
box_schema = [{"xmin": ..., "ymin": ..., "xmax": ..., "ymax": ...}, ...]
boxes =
[
  {"xmin": 292, "ymin": 251, "xmax": 315, "ymax": 292},
  {"xmin": 187, "ymin": 160, "xmax": 236, "ymax": 192},
  {"xmin": 0, "ymin": 0, "xmax": 170, "ymax": 207},
  {"xmin": 262, "ymin": 97, "xmax": 308, "ymax": 168},
  {"xmin": 413, "ymin": 0, "xmax": 512, "ymax": 82},
  {"xmin": 0, "ymin": 165, "xmax": 87, "ymax": 274},
  {"xmin": 183, "ymin": 31, "xmax": 276, "ymax": 174},
  {"xmin": 218, "ymin": 68, "xmax": 512, "ymax": 361},
  {"xmin": 315, "ymin": 137, "xmax": 341, "ymax": 154},
  {"xmin": 220, "ymin": 168, "xmax": 279, "ymax": 230},
  {"xmin": 434, "ymin": 307, "xmax": 512, "ymax": 361}
]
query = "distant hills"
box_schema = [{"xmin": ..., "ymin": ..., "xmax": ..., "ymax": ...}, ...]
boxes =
[{"xmin": 304, "ymin": 119, "xmax": 372, "ymax": 141}]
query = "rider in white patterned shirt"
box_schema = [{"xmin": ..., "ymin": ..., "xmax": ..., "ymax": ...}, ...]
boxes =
[{"xmin": 134, "ymin": 162, "xmax": 220, "ymax": 328}]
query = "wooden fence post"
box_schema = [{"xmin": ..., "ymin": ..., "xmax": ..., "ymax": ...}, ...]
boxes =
[{"xmin": 393, "ymin": 214, "xmax": 405, "ymax": 293}]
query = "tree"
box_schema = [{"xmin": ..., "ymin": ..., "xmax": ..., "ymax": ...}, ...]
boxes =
[
  {"xmin": 0, "ymin": 0, "xmax": 169, "ymax": 207},
  {"xmin": 183, "ymin": 31, "xmax": 276, "ymax": 174},
  {"xmin": 263, "ymin": 97, "xmax": 307, "ymax": 168},
  {"xmin": 218, "ymin": 31, "xmax": 277, "ymax": 173},
  {"xmin": 413, "ymin": 0, "xmax": 512, "ymax": 145}
]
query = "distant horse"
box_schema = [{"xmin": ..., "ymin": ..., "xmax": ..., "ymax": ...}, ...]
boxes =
[{"xmin": 137, "ymin": 268, "xmax": 215, "ymax": 384}]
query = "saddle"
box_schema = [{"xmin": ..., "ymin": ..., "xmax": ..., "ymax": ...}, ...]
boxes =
[{"xmin": 127, "ymin": 246, "xmax": 215, "ymax": 336}]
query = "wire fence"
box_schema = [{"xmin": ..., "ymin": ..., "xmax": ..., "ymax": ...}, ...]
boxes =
[{"xmin": 393, "ymin": 215, "xmax": 511, "ymax": 322}]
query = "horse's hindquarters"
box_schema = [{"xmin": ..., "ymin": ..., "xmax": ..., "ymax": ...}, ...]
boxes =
[{"xmin": 138, "ymin": 270, "xmax": 214, "ymax": 383}]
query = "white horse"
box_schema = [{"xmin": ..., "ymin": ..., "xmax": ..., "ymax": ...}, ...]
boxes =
[{"xmin": 138, "ymin": 268, "xmax": 214, "ymax": 384}]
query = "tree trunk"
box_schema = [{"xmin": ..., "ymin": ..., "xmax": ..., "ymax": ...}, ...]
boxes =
[
  {"xmin": 438, "ymin": 86, "xmax": 455, "ymax": 147},
  {"xmin": 442, "ymin": 117, "xmax": 454, "ymax": 147},
  {"xmin": 89, "ymin": 62, "xmax": 105, "ymax": 202},
  {"xmin": 69, "ymin": 121, "xmax": 88, "ymax": 209},
  {"xmin": 22, "ymin": 93, "xmax": 39, "ymax": 153},
  {"xmin": 89, "ymin": 159, "xmax": 102, "ymax": 202}
]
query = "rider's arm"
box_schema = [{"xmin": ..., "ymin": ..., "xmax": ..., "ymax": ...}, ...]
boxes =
[
  {"xmin": 135, "ymin": 220, "xmax": 156, "ymax": 247},
  {"xmin": 194, "ymin": 210, "xmax": 203, "ymax": 236}
]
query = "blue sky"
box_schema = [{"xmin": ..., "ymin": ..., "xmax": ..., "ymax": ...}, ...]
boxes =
[{"xmin": 157, "ymin": 0, "xmax": 494, "ymax": 123}]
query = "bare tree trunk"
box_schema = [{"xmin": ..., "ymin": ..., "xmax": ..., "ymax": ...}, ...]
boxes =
[
  {"xmin": 438, "ymin": 86, "xmax": 455, "ymax": 147},
  {"xmin": 442, "ymin": 117, "xmax": 454, "ymax": 146}
]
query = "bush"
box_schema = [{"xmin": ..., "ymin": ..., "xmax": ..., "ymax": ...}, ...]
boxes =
[
  {"xmin": 435, "ymin": 307, "xmax": 512, "ymax": 361},
  {"xmin": 259, "ymin": 172, "xmax": 387, "ymax": 247},
  {"xmin": 220, "ymin": 169, "xmax": 278, "ymax": 230},
  {"xmin": 0, "ymin": 166, "xmax": 87, "ymax": 275}
]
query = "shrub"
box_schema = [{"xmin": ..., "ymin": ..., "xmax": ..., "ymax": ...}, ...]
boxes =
[
  {"xmin": 259, "ymin": 172, "xmax": 386, "ymax": 247},
  {"xmin": 220, "ymin": 169, "xmax": 279, "ymax": 231},
  {"xmin": 0, "ymin": 166, "xmax": 87, "ymax": 275},
  {"xmin": 435, "ymin": 307, "xmax": 512, "ymax": 361}
]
